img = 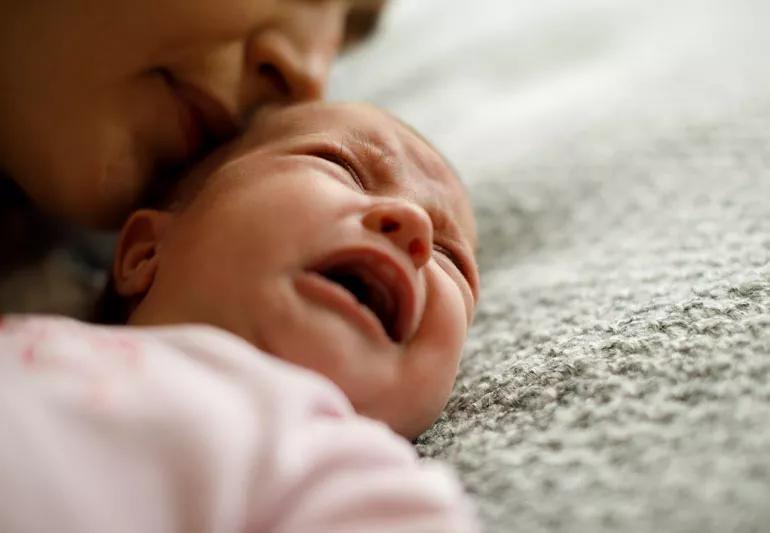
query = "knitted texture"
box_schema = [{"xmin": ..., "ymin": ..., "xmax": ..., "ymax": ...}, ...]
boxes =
[{"xmin": 331, "ymin": 1, "xmax": 770, "ymax": 531}]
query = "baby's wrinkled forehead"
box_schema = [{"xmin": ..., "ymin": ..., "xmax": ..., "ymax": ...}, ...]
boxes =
[
  {"xmin": 243, "ymin": 102, "xmax": 405, "ymax": 150},
  {"xmin": 247, "ymin": 103, "xmax": 472, "ymax": 212}
]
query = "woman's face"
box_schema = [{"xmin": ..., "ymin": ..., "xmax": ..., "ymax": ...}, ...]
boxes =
[{"xmin": 0, "ymin": 0, "xmax": 383, "ymax": 227}]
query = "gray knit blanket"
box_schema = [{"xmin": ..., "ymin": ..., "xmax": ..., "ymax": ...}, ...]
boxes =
[{"xmin": 330, "ymin": 1, "xmax": 770, "ymax": 531}]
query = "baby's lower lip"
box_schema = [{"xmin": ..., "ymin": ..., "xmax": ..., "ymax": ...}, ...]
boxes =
[{"xmin": 293, "ymin": 271, "xmax": 391, "ymax": 345}]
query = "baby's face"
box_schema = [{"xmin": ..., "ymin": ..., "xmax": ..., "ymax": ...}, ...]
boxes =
[
  {"xmin": 0, "ymin": 0, "xmax": 383, "ymax": 227},
  {"xmin": 120, "ymin": 102, "xmax": 479, "ymax": 439}
]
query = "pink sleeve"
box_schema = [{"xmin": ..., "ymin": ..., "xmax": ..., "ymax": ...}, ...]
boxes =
[
  {"xmin": 254, "ymin": 405, "xmax": 478, "ymax": 533},
  {"xmin": 0, "ymin": 317, "xmax": 479, "ymax": 533}
]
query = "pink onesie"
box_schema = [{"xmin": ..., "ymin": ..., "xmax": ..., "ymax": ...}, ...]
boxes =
[{"xmin": 0, "ymin": 315, "xmax": 478, "ymax": 533}]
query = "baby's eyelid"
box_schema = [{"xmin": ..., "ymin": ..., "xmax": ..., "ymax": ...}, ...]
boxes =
[
  {"xmin": 433, "ymin": 243, "xmax": 478, "ymax": 308},
  {"xmin": 435, "ymin": 242, "xmax": 480, "ymax": 298},
  {"xmin": 433, "ymin": 243, "xmax": 467, "ymax": 280},
  {"xmin": 313, "ymin": 151, "xmax": 366, "ymax": 191}
]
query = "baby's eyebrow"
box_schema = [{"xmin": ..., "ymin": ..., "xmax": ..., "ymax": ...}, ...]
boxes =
[{"xmin": 344, "ymin": 129, "xmax": 402, "ymax": 184}]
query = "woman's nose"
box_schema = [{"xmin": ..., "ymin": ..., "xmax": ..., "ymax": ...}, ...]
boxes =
[
  {"xmin": 246, "ymin": 1, "xmax": 346, "ymax": 102},
  {"xmin": 362, "ymin": 201, "xmax": 434, "ymax": 270}
]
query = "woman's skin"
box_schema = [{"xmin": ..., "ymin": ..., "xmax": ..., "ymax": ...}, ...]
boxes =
[{"xmin": 0, "ymin": 0, "xmax": 385, "ymax": 228}]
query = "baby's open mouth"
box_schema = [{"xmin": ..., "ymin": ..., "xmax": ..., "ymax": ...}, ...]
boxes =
[
  {"xmin": 319, "ymin": 262, "xmax": 399, "ymax": 341},
  {"xmin": 306, "ymin": 248, "xmax": 417, "ymax": 344}
]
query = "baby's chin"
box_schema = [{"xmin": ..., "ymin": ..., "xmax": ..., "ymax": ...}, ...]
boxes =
[
  {"xmin": 256, "ymin": 336, "xmax": 434, "ymax": 439},
  {"xmin": 352, "ymin": 382, "xmax": 452, "ymax": 441},
  {"xmin": 261, "ymin": 316, "xmax": 461, "ymax": 440},
  {"xmin": 366, "ymin": 401, "xmax": 446, "ymax": 441}
]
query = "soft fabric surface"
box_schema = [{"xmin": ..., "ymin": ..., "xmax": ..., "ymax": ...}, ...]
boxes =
[
  {"xmin": 330, "ymin": 1, "xmax": 770, "ymax": 531},
  {"xmin": 0, "ymin": 316, "xmax": 477, "ymax": 532}
]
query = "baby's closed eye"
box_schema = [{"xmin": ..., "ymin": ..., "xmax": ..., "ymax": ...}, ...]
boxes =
[{"xmin": 312, "ymin": 151, "xmax": 366, "ymax": 191}]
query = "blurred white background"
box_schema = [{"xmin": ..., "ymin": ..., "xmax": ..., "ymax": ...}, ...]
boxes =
[{"xmin": 330, "ymin": 0, "xmax": 770, "ymax": 183}]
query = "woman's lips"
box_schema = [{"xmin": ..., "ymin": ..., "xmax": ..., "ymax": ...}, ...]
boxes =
[
  {"xmin": 294, "ymin": 271, "xmax": 392, "ymax": 345},
  {"xmin": 162, "ymin": 71, "xmax": 238, "ymax": 158}
]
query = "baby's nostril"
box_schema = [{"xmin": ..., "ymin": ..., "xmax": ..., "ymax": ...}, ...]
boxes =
[
  {"xmin": 380, "ymin": 217, "xmax": 400, "ymax": 233},
  {"xmin": 257, "ymin": 63, "xmax": 291, "ymax": 97}
]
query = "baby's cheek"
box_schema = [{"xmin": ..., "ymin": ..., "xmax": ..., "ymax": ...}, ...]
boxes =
[
  {"xmin": 432, "ymin": 256, "xmax": 475, "ymax": 326},
  {"xmin": 393, "ymin": 267, "xmax": 467, "ymax": 438},
  {"xmin": 422, "ymin": 265, "xmax": 469, "ymax": 360}
]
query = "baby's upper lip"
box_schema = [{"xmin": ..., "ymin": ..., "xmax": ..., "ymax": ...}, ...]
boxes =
[
  {"xmin": 306, "ymin": 245, "xmax": 420, "ymax": 344},
  {"xmin": 163, "ymin": 71, "xmax": 238, "ymax": 155}
]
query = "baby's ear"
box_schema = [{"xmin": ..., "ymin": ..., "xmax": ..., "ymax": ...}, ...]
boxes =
[{"xmin": 113, "ymin": 210, "xmax": 172, "ymax": 297}]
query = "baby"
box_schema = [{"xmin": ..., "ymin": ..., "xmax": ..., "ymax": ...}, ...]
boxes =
[{"xmin": 0, "ymin": 102, "xmax": 480, "ymax": 532}]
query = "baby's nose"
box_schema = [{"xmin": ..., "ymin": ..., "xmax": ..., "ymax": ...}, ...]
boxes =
[{"xmin": 363, "ymin": 201, "xmax": 433, "ymax": 270}]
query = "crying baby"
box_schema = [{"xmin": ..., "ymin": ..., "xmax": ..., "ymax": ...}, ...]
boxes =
[{"xmin": 0, "ymin": 101, "xmax": 480, "ymax": 532}]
